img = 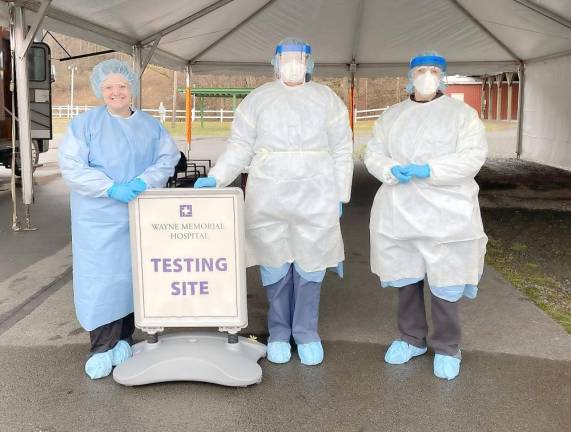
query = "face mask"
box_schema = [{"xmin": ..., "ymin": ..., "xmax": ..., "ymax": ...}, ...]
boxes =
[
  {"xmin": 413, "ymin": 71, "xmax": 440, "ymax": 96},
  {"xmin": 280, "ymin": 59, "xmax": 306, "ymax": 84}
]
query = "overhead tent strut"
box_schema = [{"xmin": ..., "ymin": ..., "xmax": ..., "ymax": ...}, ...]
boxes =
[
  {"xmin": 12, "ymin": 0, "xmax": 571, "ymax": 72},
  {"xmin": 139, "ymin": 0, "xmax": 235, "ymax": 46},
  {"xmin": 58, "ymin": 50, "xmax": 116, "ymax": 62},
  {"xmin": 41, "ymin": 30, "xmax": 71, "ymax": 57},
  {"xmin": 449, "ymin": 0, "xmax": 521, "ymax": 61},
  {"xmin": 350, "ymin": 0, "xmax": 365, "ymax": 65},
  {"xmin": 512, "ymin": 0, "xmax": 571, "ymax": 31},
  {"xmin": 18, "ymin": 0, "xmax": 51, "ymax": 59},
  {"xmin": 189, "ymin": 0, "xmax": 276, "ymax": 65},
  {"xmin": 15, "ymin": 0, "xmax": 571, "ymax": 73},
  {"xmin": 20, "ymin": 1, "xmax": 187, "ymax": 69},
  {"xmin": 139, "ymin": 37, "xmax": 162, "ymax": 78}
]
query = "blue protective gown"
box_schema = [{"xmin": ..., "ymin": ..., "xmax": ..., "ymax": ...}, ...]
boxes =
[{"xmin": 59, "ymin": 106, "xmax": 180, "ymax": 331}]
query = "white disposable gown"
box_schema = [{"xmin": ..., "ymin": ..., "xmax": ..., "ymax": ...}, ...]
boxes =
[
  {"xmin": 364, "ymin": 95, "xmax": 488, "ymax": 301},
  {"xmin": 59, "ymin": 106, "xmax": 180, "ymax": 331},
  {"xmin": 209, "ymin": 80, "xmax": 353, "ymax": 272}
]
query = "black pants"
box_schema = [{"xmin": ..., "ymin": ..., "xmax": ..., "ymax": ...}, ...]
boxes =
[
  {"xmin": 89, "ymin": 313, "xmax": 135, "ymax": 354},
  {"xmin": 397, "ymin": 281, "xmax": 461, "ymax": 356}
]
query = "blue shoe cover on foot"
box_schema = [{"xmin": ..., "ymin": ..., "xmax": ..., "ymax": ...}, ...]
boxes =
[
  {"xmin": 434, "ymin": 352, "xmax": 461, "ymax": 380},
  {"xmin": 297, "ymin": 341, "xmax": 324, "ymax": 366},
  {"xmin": 85, "ymin": 351, "xmax": 113, "ymax": 379},
  {"xmin": 267, "ymin": 341, "xmax": 291, "ymax": 364},
  {"xmin": 384, "ymin": 340, "xmax": 427, "ymax": 365},
  {"xmin": 111, "ymin": 340, "xmax": 132, "ymax": 366}
]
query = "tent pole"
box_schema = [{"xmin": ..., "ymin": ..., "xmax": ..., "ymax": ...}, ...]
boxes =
[
  {"xmin": 349, "ymin": 62, "xmax": 357, "ymax": 137},
  {"xmin": 185, "ymin": 64, "xmax": 192, "ymax": 158},
  {"xmin": 13, "ymin": 5, "xmax": 39, "ymax": 230},
  {"xmin": 133, "ymin": 45, "xmax": 142, "ymax": 110},
  {"xmin": 516, "ymin": 63, "xmax": 525, "ymax": 158}
]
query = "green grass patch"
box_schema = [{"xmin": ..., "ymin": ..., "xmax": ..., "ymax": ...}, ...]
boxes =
[
  {"xmin": 510, "ymin": 243, "xmax": 528, "ymax": 252},
  {"xmin": 53, "ymin": 117, "xmax": 232, "ymax": 137},
  {"xmin": 483, "ymin": 120, "xmax": 518, "ymax": 132},
  {"xmin": 486, "ymin": 237, "xmax": 571, "ymax": 333},
  {"xmin": 353, "ymin": 120, "xmax": 376, "ymax": 134}
]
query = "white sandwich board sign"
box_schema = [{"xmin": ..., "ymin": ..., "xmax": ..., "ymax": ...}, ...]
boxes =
[{"xmin": 128, "ymin": 188, "xmax": 247, "ymax": 331}]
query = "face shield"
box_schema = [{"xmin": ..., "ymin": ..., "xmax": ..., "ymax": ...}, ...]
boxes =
[
  {"xmin": 406, "ymin": 53, "xmax": 448, "ymax": 96},
  {"xmin": 272, "ymin": 40, "xmax": 314, "ymax": 86}
]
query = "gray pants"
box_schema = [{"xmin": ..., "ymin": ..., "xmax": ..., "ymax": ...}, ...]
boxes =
[
  {"xmin": 89, "ymin": 313, "xmax": 135, "ymax": 354},
  {"xmin": 398, "ymin": 281, "xmax": 460, "ymax": 356},
  {"xmin": 265, "ymin": 266, "xmax": 322, "ymax": 345}
]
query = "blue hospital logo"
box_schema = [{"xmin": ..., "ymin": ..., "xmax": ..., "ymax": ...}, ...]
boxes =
[{"xmin": 179, "ymin": 205, "xmax": 193, "ymax": 217}]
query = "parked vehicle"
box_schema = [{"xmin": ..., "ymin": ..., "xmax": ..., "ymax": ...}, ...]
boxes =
[{"xmin": 0, "ymin": 29, "xmax": 52, "ymax": 176}]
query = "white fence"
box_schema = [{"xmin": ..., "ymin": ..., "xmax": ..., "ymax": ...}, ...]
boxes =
[
  {"xmin": 53, "ymin": 105, "xmax": 387, "ymax": 123},
  {"xmin": 354, "ymin": 107, "xmax": 388, "ymax": 121},
  {"xmin": 53, "ymin": 105, "xmax": 235, "ymax": 122}
]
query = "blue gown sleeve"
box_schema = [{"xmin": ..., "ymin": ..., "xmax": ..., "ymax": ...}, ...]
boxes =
[
  {"xmin": 58, "ymin": 118, "xmax": 114, "ymax": 198},
  {"xmin": 138, "ymin": 126, "xmax": 181, "ymax": 188}
]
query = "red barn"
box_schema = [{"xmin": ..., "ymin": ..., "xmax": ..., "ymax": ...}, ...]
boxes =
[{"xmin": 445, "ymin": 74, "xmax": 519, "ymax": 121}]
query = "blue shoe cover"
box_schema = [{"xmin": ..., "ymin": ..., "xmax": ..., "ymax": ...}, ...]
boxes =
[
  {"xmin": 434, "ymin": 352, "xmax": 461, "ymax": 380},
  {"xmin": 266, "ymin": 341, "xmax": 291, "ymax": 364},
  {"xmin": 384, "ymin": 340, "xmax": 427, "ymax": 365},
  {"xmin": 111, "ymin": 340, "xmax": 132, "ymax": 366},
  {"xmin": 85, "ymin": 351, "xmax": 113, "ymax": 379},
  {"xmin": 297, "ymin": 341, "xmax": 324, "ymax": 366}
]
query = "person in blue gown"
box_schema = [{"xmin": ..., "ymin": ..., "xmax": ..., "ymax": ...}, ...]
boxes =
[{"xmin": 59, "ymin": 59, "xmax": 180, "ymax": 379}]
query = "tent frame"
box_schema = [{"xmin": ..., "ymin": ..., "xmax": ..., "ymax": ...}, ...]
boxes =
[{"xmin": 9, "ymin": 0, "xmax": 571, "ymax": 226}]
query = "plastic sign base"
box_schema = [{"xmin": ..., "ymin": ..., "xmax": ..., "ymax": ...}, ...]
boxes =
[{"xmin": 113, "ymin": 332, "xmax": 266, "ymax": 387}]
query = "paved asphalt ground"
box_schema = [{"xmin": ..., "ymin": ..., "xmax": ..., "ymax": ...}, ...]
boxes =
[{"xmin": 0, "ymin": 133, "xmax": 569, "ymax": 432}]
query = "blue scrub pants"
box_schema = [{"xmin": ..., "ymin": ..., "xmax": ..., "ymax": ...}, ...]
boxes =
[{"xmin": 264, "ymin": 265, "xmax": 322, "ymax": 345}]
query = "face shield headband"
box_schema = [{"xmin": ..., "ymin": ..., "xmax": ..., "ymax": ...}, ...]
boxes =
[{"xmin": 409, "ymin": 55, "xmax": 447, "ymax": 73}]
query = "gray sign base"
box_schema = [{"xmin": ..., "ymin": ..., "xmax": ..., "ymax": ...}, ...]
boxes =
[{"xmin": 113, "ymin": 331, "xmax": 266, "ymax": 387}]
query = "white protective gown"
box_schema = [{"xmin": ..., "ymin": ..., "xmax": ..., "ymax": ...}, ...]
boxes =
[
  {"xmin": 209, "ymin": 80, "xmax": 353, "ymax": 272},
  {"xmin": 364, "ymin": 95, "xmax": 488, "ymax": 301}
]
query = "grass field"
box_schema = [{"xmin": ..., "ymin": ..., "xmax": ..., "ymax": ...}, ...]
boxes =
[
  {"xmin": 52, "ymin": 117, "xmax": 233, "ymax": 137},
  {"xmin": 53, "ymin": 116, "xmax": 515, "ymax": 138},
  {"xmin": 483, "ymin": 208, "xmax": 571, "ymax": 333}
]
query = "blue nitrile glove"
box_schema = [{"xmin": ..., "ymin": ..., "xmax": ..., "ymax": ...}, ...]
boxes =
[
  {"xmin": 402, "ymin": 164, "xmax": 431, "ymax": 179},
  {"xmin": 390, "ymin": 165, "xmax": 412, "ymax": 184},
  {"xmin": 194, "ymin": 176, "xmax": 217, "ymax": 188},
  {"xmin": 107, "ymin": 183, "xmax": 138, "ymax": 203},
  {"xmin": 127, "ymin": 178, "xmax": 147, "ymax": 193},
  {"xmin": 339, "ymin": 202, "xmax": 343, "ymax": 217}
]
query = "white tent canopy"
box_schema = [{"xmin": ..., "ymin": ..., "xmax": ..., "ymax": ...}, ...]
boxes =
[
  {"xmin": 2, "ymin": 0, "xmax": 570, "ymax": 76},
  {"xmin": 0, "ymin": 0, "xmax": 570, "ymax": 218}
]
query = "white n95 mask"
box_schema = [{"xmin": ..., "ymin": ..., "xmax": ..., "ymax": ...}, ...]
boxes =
[
  {"xmin": 413, "ymin": 72, "xmax": 440, "ymax": 96},
  {"xmin": 280, "ymin": 60, "xmax": 306, "ymax": 84}
]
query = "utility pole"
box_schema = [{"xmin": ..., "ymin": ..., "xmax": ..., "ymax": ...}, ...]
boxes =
[
  {"xmin": 364, "ymin": 78, "xmax": 368, "ymax": 110},
  {"xmin": 171, "ymin": 70, "xmax": 177, "ymax": 128},
  {"xmin": 68, "ymin": 65, "xmax": 77, "ymax": 118}
]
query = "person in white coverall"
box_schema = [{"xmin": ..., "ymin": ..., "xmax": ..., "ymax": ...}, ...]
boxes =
[
  {"xmin": 194, "ymin": 37, "xmax": 353, "ymax": 366},
  {"xmin": 364, "ymin": 52, "xmax": 488, "ymax": 380}
]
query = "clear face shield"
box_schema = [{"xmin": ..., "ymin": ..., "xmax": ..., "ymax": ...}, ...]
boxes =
[
  {"xmin": 406, "ymin": 53, "xmax": 448, "ymax": 97},
  {"xmin": 273, "ymin": 42, "xmax": 312, "ymax": 86}
]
